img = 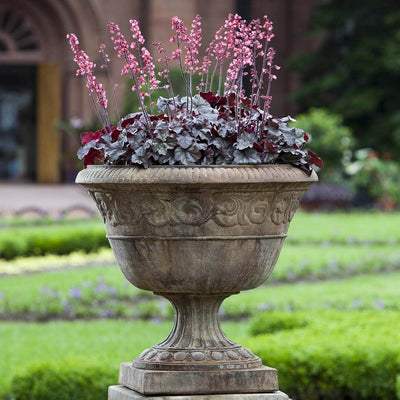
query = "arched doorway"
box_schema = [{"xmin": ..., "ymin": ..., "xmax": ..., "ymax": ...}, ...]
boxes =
[
  {"xmin": 0, "ymin": 0, "xmax": 101, "ymax": 182},
  {"xmin": 0, "ymin": 6, "xmax": 42, "ymax": 181}
]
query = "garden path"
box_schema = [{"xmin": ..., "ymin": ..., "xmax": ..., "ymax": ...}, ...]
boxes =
[{"xmin": 0, "ymin": 184, "xmax": 98, "ymax": 217}]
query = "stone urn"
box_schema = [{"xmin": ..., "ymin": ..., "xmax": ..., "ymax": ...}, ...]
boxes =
[{"xmin": 76, "ymin": 164, "xmax": 317, "ymax": 399}]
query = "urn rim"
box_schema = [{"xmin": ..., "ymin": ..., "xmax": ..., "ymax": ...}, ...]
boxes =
[{"xmin": 76, "ymin": 164, "xmax": 318, "ymax": 186}]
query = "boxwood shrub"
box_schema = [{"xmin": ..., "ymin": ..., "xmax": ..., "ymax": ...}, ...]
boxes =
[
  {"xmin": 249, "ymin": 312, "xmax": 310, "ymax": 335},
  {"xmin": 245, "ymin": 310, "xmax": 400, "ymax": 400},
  {"xmin": 0, "ymin": 222, "xmax": 108, "ymax": 260},
  {"xmin": 10, "ymin": 358, "xmax": 117, "ymax": 400}
]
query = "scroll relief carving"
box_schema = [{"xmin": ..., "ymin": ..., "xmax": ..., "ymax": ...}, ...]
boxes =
[{"xmin": 90, "ymin": 190, "xmax": 303, "ymax": 227}]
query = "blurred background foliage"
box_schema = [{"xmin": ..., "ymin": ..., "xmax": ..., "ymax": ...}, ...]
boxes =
[
  {"xmin": 288, "ymin": 0, "xmax": 400, "ymax": 209},
  {"xmin": 291, "ymin": 0, "xmax": 400, "ymax": 158}
]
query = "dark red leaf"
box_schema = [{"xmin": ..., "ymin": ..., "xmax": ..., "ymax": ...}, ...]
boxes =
[
  {"xmin": 121, "ymin": 114, "xmax": 141, "ymax": 128},
  {"xmin": 228, "ymin": 93, "xmax": 236, "ymax": 108},
  {"xmin": 200, "ymin": 91, "xmax": 224, "ymax": 108},
  {"xmin": 103, "ymin": 124, "xmax": 114, "ymax": 133},
  {"xmin": 111, "ymin": 128, "xmax": 121, "ymax": 141},
  {"xmin": 307, "ymin": 149, "xmax": 324, "ymax": 168},
  {"xmin": 304, "ymin": 132, "xmax": 310, "ymax": 142},
  {"xmin": 242, "ymin": 97, "xmax": 251, "ymax": 107},
  {"xmin": 200, "ymin": 91, "xmax": 216, "ymax": 101},
  {"xmin": 150, "ymin": 114, "xmax": 163, "ymax": 121},
  {"xmin": 83, "ymin": 147, "xmax": 103, "ymax": 168},
  {"xmin": 253, "ymin": 142, "xmax": 263, "ymax": 152},
  {"xmin": 215, "ymin": 96, "xmax": 227, "ymax": 108},
  {"xmin": 267, "ymin": 120, "xmax": 279, "ymax": 129},
  {"xmin": 81, "ymin": 131, "xmax": 102, "ymax": 145}
]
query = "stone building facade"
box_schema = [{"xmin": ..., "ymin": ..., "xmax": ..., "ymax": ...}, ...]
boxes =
[{"xmin": 0, "ymin": 0, "xmax": 319, "ymax": 183}]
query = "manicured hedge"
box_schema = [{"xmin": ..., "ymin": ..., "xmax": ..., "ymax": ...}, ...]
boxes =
[
  {"xmin": 0, "ymin": 222, "xmax": 108, "ymax": 260},
  {"xmin": 245, "ymin": 310, "xmax": 400, "ymax": 400},
  {"xmin": 10, "ymin": 358, "xmax": 117, "ymax": 400},
  {"xmin": 249, "ymin": 312, "xmax": 310, "ymax": 335}
]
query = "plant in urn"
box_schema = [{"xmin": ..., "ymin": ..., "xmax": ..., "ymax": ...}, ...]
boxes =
[{"xmin": 69, "ymin": 13, "xmax": 321, "ymax": 399}]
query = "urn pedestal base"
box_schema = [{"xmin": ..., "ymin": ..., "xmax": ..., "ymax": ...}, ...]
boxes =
[
  {"xmin": 109, "ymin": 385, "xmax": 291, "ymax": 400},
  {"xmin": 119, "ymin": 362, "xmax": 278, "ymax": 396}
]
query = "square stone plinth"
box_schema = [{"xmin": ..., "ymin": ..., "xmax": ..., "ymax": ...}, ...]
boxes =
[
  {"xmin": 119, "ymin": 362, "xmax": 278, "ymax": 396},
  {"xmin": 109, "ymin": 385, "xmax": 291, "ymax": 400}
]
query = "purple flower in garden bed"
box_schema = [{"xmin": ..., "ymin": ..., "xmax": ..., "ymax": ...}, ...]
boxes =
[
  {"xmin": 40, "ymin": 286, "xmax": 50, "ymax": 294},
  {"xmin": 352, "ymin": 299, "xmax": 362, "ymax": 309},
  {"xmin": 258, "ymin": 303, "xmax": 271, "ymax": 311},
  {"xmin": 95, "ymin": 283, "xmax": 107, "ymax": 293},
  {"xmin": 102, "ymin": 309, "xmax": 113, "ymax": 318},
  {"xmin": 109, "ymin": 286, "xmax": 117, "ymax": 296},
  {"xmin": 69, "ymin": 287, "xmax": 82, "ymax": 298},
  {"xmin": 39, "ymin": 286, "xmax": 59, "ymax": 298},
  {"xmin": 0, "ymin": 291, "xmax": 4, "ymax": 300},
  {"xmin": 375, "ymin": 300, "xmax": 385, "ymax": 310},
  {"xmin": 288, "ymin": 271, "xmax": 297, "ymax": 281},
  {"xmin": 62, "ymin": 300, "xmax": 73, "ymax": 317}
]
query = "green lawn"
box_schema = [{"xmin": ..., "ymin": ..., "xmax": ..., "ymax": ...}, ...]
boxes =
[
  {"xmin": 273, "ymin": 243, "xmax": 400, "ymax": 281},
  {"xmin": 224, "ymin": 271, "xmax": 400, "ymax": 316},
  {"xmin": 287, "ymin": 211, "xmax": 400, "ymax": 244}
]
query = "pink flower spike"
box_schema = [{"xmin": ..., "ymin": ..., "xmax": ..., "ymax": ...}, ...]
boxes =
[
  {"xmin": 129, "ymin": 19, "xmax": 145, "ymax": 45},
  {"xmin": 184, "ymin": 14, "xmax": 202, "ymax": 74},
  {"xmin": 67, "ymin": 33, "xmax": 79, "ymax": 54},
  {"xmin": 66, "ymin": 32, "xmax": 109, "ymax": 126},
  {"xmin": 141, "ymin": 46, "xmax": 160, "ymax": 90},
  {"xmin": 99, "ymin": 43, "xmax": 110, "ymax": 69}
]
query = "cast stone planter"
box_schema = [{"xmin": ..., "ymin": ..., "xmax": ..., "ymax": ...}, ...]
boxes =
[{"xmin": 76, "ymin": 164, "xmax": 317, "ymax": 396}]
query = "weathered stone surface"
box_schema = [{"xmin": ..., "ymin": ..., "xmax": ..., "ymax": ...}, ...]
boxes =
[
  {"xmin": 133, "ymin": 294, "xmax": 262, "ymax": 372},
  {"xmin": 119, "ymin": 362, "xmax": 278, "ymax": 395},
  {"xmin": 109, "ymin": 385, "xmax": 291, "ymax": 400},
  {"xmin": 77, "ymin": 165, "xmax": 317, "ymax": 397}
]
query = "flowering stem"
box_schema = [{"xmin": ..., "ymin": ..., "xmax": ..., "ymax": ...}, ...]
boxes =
[
  {"xmin": 217, "ymin": 63, "xmax": 224, "ymax": 96},
  {"xmin": 260, "ymin": 64, "xmax": 273, "ymax": 132},
  {"xmin": 254, "ymin": 39, "xmax": 269, "ymax": 106},
  {"xmin": 209, "ymin": 62, "xmax": 219, "ymax": 93},
  {"xmin": 85, "ymin": 76, "xmax": 109, "ymax": 127},
  {"xmin": 107, "ymin": 69, "xmax": 121, "ymax": 120},
  {"xmin": 125, "ymin": 52, "xmax": 152, "ymax": 129},
  {"xmin": 236, "ymin": 69, "xmax": 243, "ymax": 133},
  {"xmin": 175, "ymin": 37, "xmax": 191, "ymax": 111},
  {"xmin": 89, "ymin": 91, "xmax": 105, "ymax": 126}
]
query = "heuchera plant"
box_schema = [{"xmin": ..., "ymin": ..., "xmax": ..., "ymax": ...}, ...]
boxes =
[{"xmin": 67, "ymin": 14, "xmax": 323, "ymax": 174}]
